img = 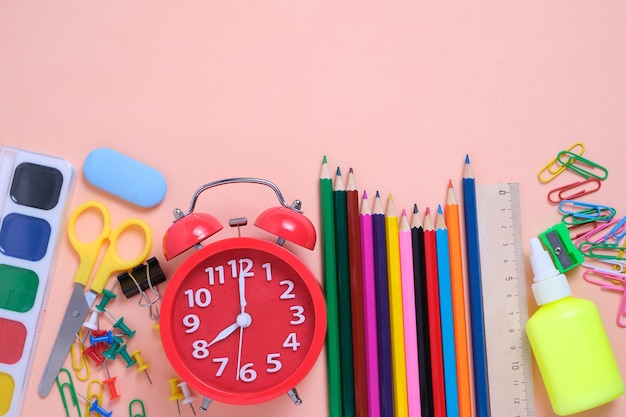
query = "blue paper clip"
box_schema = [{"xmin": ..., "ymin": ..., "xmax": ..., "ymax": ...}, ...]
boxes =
[
  {"xmin": 559, "ymin": 200, "xmax": 616, "ymax": 225},
  {"xmin": 604, "ymin": 217, "xmax": 626, "ymax": 245},
  {"xmin": 557, "ymin": 150, "xmax": 609, "ymax": 181},
  {"xmin": 55, "ymin": 368, "xmax": 81, "ymax": 417}
]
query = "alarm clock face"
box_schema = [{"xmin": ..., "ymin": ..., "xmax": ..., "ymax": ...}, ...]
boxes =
[{"xmin": 160, "ymin": 237, "xmax": 326, "ymax": 405}]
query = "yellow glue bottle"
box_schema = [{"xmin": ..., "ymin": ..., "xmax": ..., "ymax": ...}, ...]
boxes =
[{"xmin": 526, "ymin": 237, "xmax": 624, "ymax": 416}]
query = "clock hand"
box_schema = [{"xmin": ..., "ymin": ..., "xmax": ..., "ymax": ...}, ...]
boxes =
[
  {"xmin": 206, "ymin": 322, "xmax": 239, "ymax": 348},
  {"xmin": 238, "ymin": 266, "xmax": 247, "ymax": 314}
]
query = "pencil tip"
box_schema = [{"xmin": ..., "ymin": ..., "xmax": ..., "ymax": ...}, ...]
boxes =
[
  {"xmin": 375, "ymin": 190, "xmax": 380, "ymax": 198},
  {"xmin": 438, "ymin": 204, "xmax": 443, "ymax": 214},
  {"xmin": 448, "ymin": 179, "xmax": 453, "ymax": 188},
  {"xmin": 349, "ymin": 167, "xmax": 354, "ymax": 173},
  {"xmin": 336, "ymin": 166, "xmax": 342, "ymax": 175},
  {"xmin": 322, "ymin": 155, "xmax": 327, "ymax": 163},
  {"xmin": 413, "ymin": 203, "xmax": 418, "ymax": 214},
  {"xmin": 465, "ymin": 154, "xmax": 470, "ymax": 164},
  {"xmin": 401, "ymin": 208, "xmax": 407, "ymax": 216},
  {"xmin": 362, "ymin": 189, "xmax": 368, "ymax": 199},
  {"xmin": 425, "ymin": 207, "xmax": 431, "ymax": 215}
]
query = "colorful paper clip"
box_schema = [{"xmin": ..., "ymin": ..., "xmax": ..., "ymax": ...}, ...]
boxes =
[
  {"xmin": 557, "ymin": 150, "xmax": 609, "ymax": 181},
  {"xmin": 578, "ymin": 241, "xmax": 626, "ymax": 260},
  {"xmin": 583, "ymin": 268, "xmax": 626, "ymax": 327},
  {"xmin": 559, "ymin": 200, "xmax": 616, "ymax": 225},
  {"xmin": 84, "ymin": 379, "xmax": 104, "ymax": 417},
  {"xmin": 547, "ymin": 178, "xmax": 601, "ymax": 204},
  {"xmin": 537, "ymin": 142, "xmax": 585, "ymax": 183},
  {"xmin": 129, "ymin": 399, "xmax": 147, "ymax": 417},
  {"xmin": 56, "ymin": 368, "xmax": 81, "ymax": 417}
]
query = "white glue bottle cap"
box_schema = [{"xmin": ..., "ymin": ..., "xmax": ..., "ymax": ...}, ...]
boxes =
[{"xmin": 530, "ymin": 237, "xmax": 572, "ymax": 305}]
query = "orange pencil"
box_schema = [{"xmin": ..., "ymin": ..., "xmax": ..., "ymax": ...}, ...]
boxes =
[{"xmin": 446, "ymin": 181, "xmax": 472, "ymax": 417}]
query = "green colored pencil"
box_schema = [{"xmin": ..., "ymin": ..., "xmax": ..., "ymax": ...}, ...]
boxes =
[
  {"xmin": 333, "ymin": 166, "xmax": 356, "ymax": 417},
  {"xmin": 320, "ymin": 156, "xmax": 343, "ymax": 417}
]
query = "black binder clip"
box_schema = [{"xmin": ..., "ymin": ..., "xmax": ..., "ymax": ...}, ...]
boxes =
[{"xmin": 117, "ymin": 257, "xmax": 166, "ymax": 319}]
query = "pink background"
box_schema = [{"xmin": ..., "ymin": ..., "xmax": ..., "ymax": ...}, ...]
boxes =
[{"xmin": 2, "ymin": 2, "xmax": 626, "ymax": 416}]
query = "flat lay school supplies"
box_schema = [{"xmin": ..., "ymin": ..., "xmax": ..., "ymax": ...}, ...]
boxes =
[
  {"xmin": 0, "ymin": 146, "xmax": 74, "ymax": 417},
  {"xmin": 39, "ymin": 200, "xmax": 153, "ymax": 396}
]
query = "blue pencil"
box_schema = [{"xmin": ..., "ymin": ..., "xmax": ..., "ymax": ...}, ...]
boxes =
[
  {"xmin": 435, "ymin": 205, "xmax": 459, "ymax": 416},
  {"xmin": 372, "ymin": 191, "xmax": 394, "ymax": 417},
  {"xmin": 462, "ymin": 155, "xmax": 490, "ymax": 417}
]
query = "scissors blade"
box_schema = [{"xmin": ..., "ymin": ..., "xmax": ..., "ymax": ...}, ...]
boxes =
[{"xmin": 38, "ymin": 284, "xmax": 97, "ymax": 397}]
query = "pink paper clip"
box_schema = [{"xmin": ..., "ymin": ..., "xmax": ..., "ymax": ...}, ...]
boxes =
[
  {"xmin": 583, "ymin": 268, "xmax": 626, "ymax": 327},
  {"xmin": 574, "ymin": 218, "xmax": 622, "ymax": 247},
  {"xmin": 547, "ymin": 178, "xmax": 601, "ymax": 204}
]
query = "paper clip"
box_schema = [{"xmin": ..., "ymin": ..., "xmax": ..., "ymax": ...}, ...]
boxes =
[
  {"xmin": 55, "ymin": 368, "xmax": 81, "ymax": 417},
  {"xmin": 537, "ymin": 142, "xmax": 585, "ymax": 183},
  {"xmin": 557, "ymin": 150, "xmax": 609, "ymax": 181},
  {"xmin": 583, "ymin": 268, "xmax": 626, "ymax": 327},
  {"xmin": 129, "ymin": 399, "xmax": 147, "ymax": 417},
  {"xmin": 84, "ymin": 379, "xmax": 104, "ymax": 417},
  {"xmin": 559, "ymin": 200, "xmax": 616, "ymax": 225},
  {"xmin": 547, "ymin": 178, "xmax": 601, "ymax": 204},
  {"xmin": 578, "ymin": 241, "xmax": 626, "ymax": 260},
  {"xmin": 71, "ymin": 332, "xmax": 91, "ymax": 382},
  {"xmin": 573, "ymin": 217, "xmax": 621, "ymax": 246},
  {"xmin": 603, "ymin": 217, "xmax": 626, "ymax": 245},
  {"xmin": 567, "ymin": 220, "xmax": 599, "ymax": 241}
]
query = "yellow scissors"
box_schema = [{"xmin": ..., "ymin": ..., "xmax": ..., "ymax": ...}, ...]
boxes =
[{"xmin": 39, "ymin": 200, "xmax": 152, "ymax": 396}]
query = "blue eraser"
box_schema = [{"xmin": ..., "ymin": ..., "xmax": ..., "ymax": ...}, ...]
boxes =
[{"xmin": 84, "ymin": 148, "xmax": 167, "ymax": 208}]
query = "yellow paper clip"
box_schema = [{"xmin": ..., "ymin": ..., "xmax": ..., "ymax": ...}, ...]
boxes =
[
  {"xmin": 129, "ymin": 399, "xmax": 147, "ymax": 417},
  {"xmin": 537, "ymin": 142, "xmax": 585, "ymax": 183},
  {"xmin": 84, "ymin": 379, "xmax": 103, "ymax": 417},
  {"xmin": 71, "ymin": 332, "xmax": 91, "ymax": 382},
  {"xmin": 55, "ymin": 368, "xmax": 81, "ymax": 417},
  {"xmin": 557, "ymin": 150, "xmax": 608, "ymax": 181}
]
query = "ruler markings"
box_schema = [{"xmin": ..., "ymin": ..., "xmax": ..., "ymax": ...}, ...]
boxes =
[{"xmin": 476, "ymin": 182, "xmax": 535, "ymax": 417}]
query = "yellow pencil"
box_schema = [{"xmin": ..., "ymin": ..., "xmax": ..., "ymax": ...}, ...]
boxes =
[
  {"xmin": 385, "ymin": 194, "xmax": 408, "ymax": 416},
  {"xmin": 446, "ymin": 180, "xmax": 472, "ymax": 417}
]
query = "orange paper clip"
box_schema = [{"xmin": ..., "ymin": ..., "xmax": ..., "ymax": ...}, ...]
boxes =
[
  {"xmin": 537, "ymin": 142, "xmax": 585, "ymax": 183},
  {"xmin": 547, "ymin": 178, "xmax": 601, "ymax": 204}
]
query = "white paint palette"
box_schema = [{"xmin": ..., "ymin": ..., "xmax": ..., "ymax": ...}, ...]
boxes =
[{"xmin": 0, "ymin": 146, "xmax": 74, "ymax": 417}]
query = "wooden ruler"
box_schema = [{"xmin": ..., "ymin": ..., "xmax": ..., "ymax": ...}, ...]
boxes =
[{"xmin": 476, "ymin": 182, "xmax": 535, "ymax": 417}]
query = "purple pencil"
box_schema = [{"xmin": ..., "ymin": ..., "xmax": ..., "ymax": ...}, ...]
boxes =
[{"xmin": 360, "ymin": 190, "xmax": 380, "ymax": 417}]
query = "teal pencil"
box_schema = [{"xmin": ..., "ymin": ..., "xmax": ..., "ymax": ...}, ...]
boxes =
[
  {"xmin": 320, "ymin": 156, "xmax": 343, "ymax": 417},
  {"xmin": 334, "ymin": 166, "xmax": 356, "ymax": 417}
]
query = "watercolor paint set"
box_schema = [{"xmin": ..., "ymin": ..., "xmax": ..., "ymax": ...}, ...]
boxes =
[{"xmin": 0, "ymin": 146, "xmax": 74, "ymax": 417}]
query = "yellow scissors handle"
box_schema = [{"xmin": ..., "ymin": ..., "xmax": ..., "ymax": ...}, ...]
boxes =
[
  {"xmin": 90, "ymin": 217, "xmax": 153, "ymax": 293},
  {"xmin": 68, "ymin": 201, "xmax": 112, "ymax": 287},
  {"xmin": 67, "ymin": 200, "xmax": 153, "ymax": 293}
]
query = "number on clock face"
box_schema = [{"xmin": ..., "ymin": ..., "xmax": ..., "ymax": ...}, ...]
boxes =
[{"xmin": 169, "ymin": 248, "xmax": 316, "ymax": 394}]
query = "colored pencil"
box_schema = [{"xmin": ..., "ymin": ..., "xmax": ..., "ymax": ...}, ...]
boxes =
[
  {"xmin": 319, "ymin": 156, "xmax": 343, "ymax": 417},
  {"xmin": 385, "ymin": 195, "xmax": 408, "ymax": 416},
  {"xmin": 445, "ymin": 181, "xmax": 472, "ymax": 417},
  {"xmin": 346, "ymin": 169, "xmax": 368, "ymax": 417},
  {"xmin": 400, "ymin": 209, "xmax": 421, "ymax": 417},
  {"xmin": 411, "ymin": 205, "xmax": 434, "ymax": 417},
  {"xmin": 423, "ymin": 208, "xmax": 446, "ymax": 417},
  {"xmin": 462, "ymin": 155, "xmax": 490, "ymax": 417},
  {"xmin": 435, "ymin": 205, "xmax": 459, "ymax": 417},
  {"xmin": 334, "ymin": 166, "xmax": 356, "ymax": 417},
  {"xmin": 360, "ymin": 191, "xmax": 380, "ymax": 417},
  {"xmin": 372, "ymin": 191, "xmax": 394, "ymax": 417}
]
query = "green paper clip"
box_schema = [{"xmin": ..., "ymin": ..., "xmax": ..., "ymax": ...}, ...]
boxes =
[
  {"xmin": 129, "ymin": 399, "xmax": 147, "ymax": 417},
  {"xmin": 539, "ymin": 222, "xmax": 584, "ymax": 273},
  {"xmin": 557, "ymin": 150, "xmax": 609, "ymax": 181}
]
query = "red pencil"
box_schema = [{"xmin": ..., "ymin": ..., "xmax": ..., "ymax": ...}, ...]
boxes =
[
  {"xmin": 346, "ymin": 168, "xmax": 368, "ymax": 417},
  {"xmin": 423, "ymin": 208, "xmax": 446, "ymax": 417}
]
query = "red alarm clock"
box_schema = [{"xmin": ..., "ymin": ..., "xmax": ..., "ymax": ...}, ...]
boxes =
[{"xmin": 160, "ymin": 178, "xmax": 326, "ymax": 406}]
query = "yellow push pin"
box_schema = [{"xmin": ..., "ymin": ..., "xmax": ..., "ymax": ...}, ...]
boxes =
[
  {"xmin": 131, "ymin": 349, "xmax": 153, "ymax": 385},
  {"xmin": 168, "ymin": 377, "xmax": 184, "ymax": 417}
]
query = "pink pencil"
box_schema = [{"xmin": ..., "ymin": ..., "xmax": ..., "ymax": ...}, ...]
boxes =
[
  {"xmin": 360, "ymin": 190, "xmax": 380, "ymax": 417},
  {"xmin": 399, "ymin": 209, "xmax": 421, "ymax": 417}
]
